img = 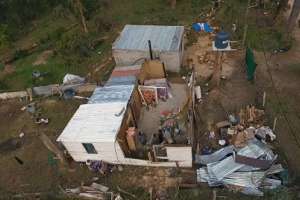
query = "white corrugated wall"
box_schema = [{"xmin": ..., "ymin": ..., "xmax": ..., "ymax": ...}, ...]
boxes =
[{"xmin": 63, "ymin": 141, "xmax": 192, "ymax": 167}]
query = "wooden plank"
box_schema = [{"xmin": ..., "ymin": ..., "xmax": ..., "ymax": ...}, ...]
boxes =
[{"xmin": 39, "ymin": 133, "xmax": 65, "ymax": 164}]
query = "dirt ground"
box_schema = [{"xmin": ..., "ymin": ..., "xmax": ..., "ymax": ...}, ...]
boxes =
[
  {"xmin": 188, "ymin": 28, "xmax": 300, "ymax": 182},
  {"xmin": 0, "ymin": 98, "xmax": 97, "ymax": 197},
  {"xmin": 33, "ymin": 50, "xmax": 53, "ymax": 66},
  {"xmin": 254, "ymin": 27, "xmax": 300, "ymax": 178},
  {"xmin": 0, "ymin": 32, "xmax": 300, "ymax": 199},
  {"xmin": 138, "ymin": 83, "xmax": 188, "ymax": 139}
]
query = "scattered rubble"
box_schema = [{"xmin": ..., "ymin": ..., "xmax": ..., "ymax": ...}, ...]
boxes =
[
  {"xmin": 196, "ymin": 105, "xmax": 286, "ymax": 196},
  {"xmin": 65, "ymin": 182, "xmax": 114, "ymax": 200}
]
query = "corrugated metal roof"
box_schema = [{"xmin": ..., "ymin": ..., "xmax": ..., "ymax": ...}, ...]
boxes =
[
  {"xmin": 111, "ymin": 64, "xmax": 142, "ymax": 77},
  {"xmin": 112, "ymin": 25, "xmax": 184, "ymax": 51},
  {"xmin": 57, "ymin": 63, "xmax": 139, "ymax": 144},
  {"xmin": 106, "ymin": 76, "xmax": 136, "ymax": 86},
  {"xmin": 196, "ymin": 145, "xmax": 234, "ymax": 165},
  {"xmin": 57, "ymin": 103, "xmax": 127, "ymax": 142},
  {"xmin": 88, "ymin": 84, "xmax": 134, "ymax": 104}
]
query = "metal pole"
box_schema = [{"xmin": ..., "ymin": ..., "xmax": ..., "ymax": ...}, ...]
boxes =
[{"xmin": 148, "ymin": 40, "xmax": 153, "ymax": 60}]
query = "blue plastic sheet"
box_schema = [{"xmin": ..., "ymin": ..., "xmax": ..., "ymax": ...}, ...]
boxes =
[{"xmin": 192, "ymin": 23, "xmax": 213, "ymax": 33}]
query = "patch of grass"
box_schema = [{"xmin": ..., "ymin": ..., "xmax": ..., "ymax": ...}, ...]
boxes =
[
  {"xmin": 94, "ymin": 0, "xmax": 211, "ymax": 27},
  {"xmin": 1, "ymin": 53, "xmax": 88, "ymax": 91},
  {"xmin": 215, "ymin": 0, "xmax": 287, "ymax": 51},
  {"xmin": 0, "ymin": 0, "xmax": 213, "ymax": 91},
  {"xmin": 0, "ymin": 81, "xmax": 8, "ymax": 91},
  {"xmin": 0, "ymin": 63, "xmax": 4, "ymax": 71},
  {"xmin": 288, "ymin": 63, "xmax": 300, "ymax": 75},
  {"xmin": 1, "ymin": 0, "xmax": 287, "ymax": 91}
]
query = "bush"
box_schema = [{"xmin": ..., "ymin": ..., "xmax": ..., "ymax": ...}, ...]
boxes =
[
  {"xmin": 0, "ymin": 63, "xmax": 4, "ymax": 71},
  {"xmin": 0, "ymin": 81, "xmax": 8, "ymax": 91},
  {"xmin": 13, "ymin": 49, "xmax": 29, "ymax": 60},
  {"xmin": 0, "ymin": 24, "xmax": 10, "ymax": 48},
  {"xmin": 40, "ymin": 27, "xmax": 66, "ymax": 44}
]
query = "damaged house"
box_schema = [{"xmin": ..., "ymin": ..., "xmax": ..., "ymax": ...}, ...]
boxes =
[
  {"xmin": 112, "ymin": 25, "xmax": 185, "ymax": 72},
  {"xmin": 57, "ymin": 60, "xmax": 194, "ymax": 167}
]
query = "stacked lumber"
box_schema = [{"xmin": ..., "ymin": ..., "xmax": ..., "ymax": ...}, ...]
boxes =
[{"xmin": 239, "ymin": 105, "xmax": 265, "ymax": 126}]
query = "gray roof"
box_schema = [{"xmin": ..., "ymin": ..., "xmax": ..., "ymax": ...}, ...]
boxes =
[
  {"xmin": 88, "ymin": 85, "xmax": 134, "ymax": 104},
  {"xmin": 112, "ymin": 25, "xmax": 184, "ymax": 52},
  {"xmin": 106, "ymin": 76, "xmax": 136, "ymax": 86}
]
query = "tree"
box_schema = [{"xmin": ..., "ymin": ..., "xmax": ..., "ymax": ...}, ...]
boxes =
[
  {"xmin": 72, "ymin": 0, "xmax": 89, "ymax": 34},
  {"xmin": 287, "ymin": 0, "xmax": 300, "ymax": 32},
  {"xmin": 169, "ymin": 0, "xmax": 177, "ymax": 9}
]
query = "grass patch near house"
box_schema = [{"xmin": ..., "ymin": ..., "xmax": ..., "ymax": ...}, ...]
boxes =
[
  {"xmin": 215, "ymin": 0, "xmax": 289, "ymax": 51},
  {"xmin": 1, "ymin": 54, "xmax": 90, "ymax": 91},
  {"xmin": 0, "ymin": 0, "xmax": 288, "ymax": 91},
  {"xmin": 0, "ymin": 0, "xmax": 214, "ymax": 91}
]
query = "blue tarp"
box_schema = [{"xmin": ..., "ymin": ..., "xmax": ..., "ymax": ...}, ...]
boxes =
[{"xmin": 192, "ymin": 23, "xmax": 213, "ymax": 33}]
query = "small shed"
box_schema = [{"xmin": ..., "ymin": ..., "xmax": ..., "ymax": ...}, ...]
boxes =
[
  {"xmin": 56, "ymin": 102, "xmax": 128, "ymax": 162},
  {"xmin": 112, "ymin": 25, "xmax": 185, "ymax": 72}
]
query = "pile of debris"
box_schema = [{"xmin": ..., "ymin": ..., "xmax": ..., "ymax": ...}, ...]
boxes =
[
  {"xmin": 158, "ymin": 108, "xmax": 188, "ymax": 144},
  {"xmin": 64, "ymin": 182, "xmax": 114, "ymax": 200},
  {"xmin": 196, "ymin": 105, "xmax": 287, "ymax": 196},
  {"xmin": 64, "ymin": 182, "xmax": 136, "ymax": 200}
]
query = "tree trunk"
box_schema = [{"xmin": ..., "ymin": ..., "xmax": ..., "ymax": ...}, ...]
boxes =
[
  {"xmin": 170, "ymin": 0, "xmax": 176, "ymax": 9},
  {"xmin": 287, "ymin": 0, "xmax": 300, "ymax": 32},
  {"xmin": 74, "ymin": 0, "xmax": 88, "ymax": 33}
]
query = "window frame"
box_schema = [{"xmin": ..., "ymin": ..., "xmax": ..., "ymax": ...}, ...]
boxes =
[{"xmin": 82, "ymin": 143, "xmax": 97, "ymax": 154}]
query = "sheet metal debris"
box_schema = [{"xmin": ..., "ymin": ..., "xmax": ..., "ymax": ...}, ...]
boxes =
[
  {"xmin": 222, "ymin": 171, "xmax": 265, "ymax": 188},
  {"xmin": 196, "ymin": 105, "xmax": 286, "ymax": 196},
  {"xmin": 241, "ymin": 187, "xmax": 264, "ymax": 196},
  {"xmin": 197, "ymin": 140, "xmax": 285, "ymax": 196},
  {"xmin": 262, "ymin": 178, "xmax": 282, "ymax": 189},
  {"xmin": 208, "ymin": 156, "xmax": 244, "ymax": 181},
  {"xmin": 266, "ymin": 164, "xmax": 284, "ymax": 175},
  {"xmin": 196, "ymin": 145, "xmax": 234, "ymax": 165},
  {"xmin": 234, "ymin": 154, "xmax": 273, "ymax": 169}
]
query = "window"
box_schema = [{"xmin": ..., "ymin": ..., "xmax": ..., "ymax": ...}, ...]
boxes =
[{"xmin": 82, "ymin": 143, "xmax": 97, "ymax": 154}]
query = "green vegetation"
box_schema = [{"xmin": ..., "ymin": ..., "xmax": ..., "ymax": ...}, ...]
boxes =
[
  {"xmin": 0, "ymin": 0, "xmax": 290, "ymax": 91},
  {"xmin": 0, "ymin": 0, "xmax": 213, "ymax": 91},
  {"xmin": 2, "ymin": 54, "xmax": 88, "ymax": 91},
  {"xmin": 215, "ymin": 0, "xmax": 290, "ymax": 50},
  {"xmin": 0, "ymin": 24, "xmax": 9, "ymax": 48}
]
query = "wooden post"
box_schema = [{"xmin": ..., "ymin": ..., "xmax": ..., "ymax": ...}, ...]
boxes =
[
  {"xmin": 262, "ymin": 91, "xmax": 266, "ymax": 107},
  {"xmin": 273, "ymin": 117, "xmax": 278, "ymax": 131}
]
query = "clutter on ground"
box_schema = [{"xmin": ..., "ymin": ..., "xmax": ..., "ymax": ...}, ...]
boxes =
[{"xmin": 196, "ymin": 105, "xmax": 286, "ymax": 196}]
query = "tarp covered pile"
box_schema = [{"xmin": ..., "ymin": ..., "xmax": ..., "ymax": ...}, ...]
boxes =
[{"xmin": 196, "ymin": 105, "xmax": 286, "ymax": 196}]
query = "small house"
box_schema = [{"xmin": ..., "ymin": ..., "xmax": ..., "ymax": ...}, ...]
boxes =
[
  {"xmin": 112, "ymin": 25, "xmax": 185, "ymax": 72},
  {"xmin": 57, "ymin": 61, "xmax": 194, "ymax": 167}
]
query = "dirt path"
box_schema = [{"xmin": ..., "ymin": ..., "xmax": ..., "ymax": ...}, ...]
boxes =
[{"xmin": 254, "ymin": 27, "xmax": 300, "ymax": 178}]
